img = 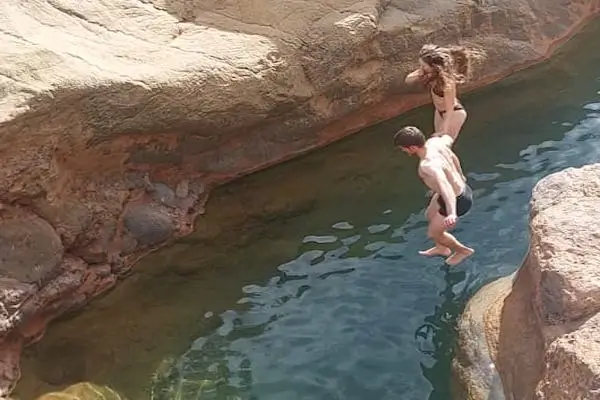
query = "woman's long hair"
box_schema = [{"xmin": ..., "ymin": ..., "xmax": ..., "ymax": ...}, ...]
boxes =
[{"xmin": 419, "ymin": 44, "xmax": 486, "ymax": 93}]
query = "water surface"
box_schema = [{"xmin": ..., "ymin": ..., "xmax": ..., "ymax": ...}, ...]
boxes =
[{"xmin": 15, "ymin": 20, "xmax": 600, "ymax": 400}]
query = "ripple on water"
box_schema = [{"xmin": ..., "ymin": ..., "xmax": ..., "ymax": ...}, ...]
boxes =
[
  {"xmin": 583, "ymin": 102, "xmax": 600, "ymax": 111},
  {"xmin": 341, "ymin": 234, "xmax": 361, "ymax": 246},
  {"xmin": 364, "ymin": 241, "xmax": 388, "ymax": 252},
  {"xmin": 367, "ymin": 224, "xmax": 391, "ymax": 234},
  {"xmin": 332, "ymin": 221, "xmax": 354, "ymax": 230},
  {"xmin": 468, "ymin": 172, "xmax": 501, "ymax": 182},
  {"xmin": 302, "ymin": 235, "xmax": 338, "ymax": 244}
]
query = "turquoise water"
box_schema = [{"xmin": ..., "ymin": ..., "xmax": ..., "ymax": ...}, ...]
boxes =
[{"xmin": 16, "ymin": 20, "xmax": 600, "ymax": 400}]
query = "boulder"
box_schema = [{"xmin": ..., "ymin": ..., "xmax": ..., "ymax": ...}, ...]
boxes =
[
  {"xmin": 123, "ymin": 204, "xmax": 174, "ymax": 247},
  {"xmin": 0, "ymin": 215, "xmax": 64, "ymax": 284},
  {"xmin": 35, "ymin": 382, "xmax": 126, "ymax": 400},
  {"xmin": 454, "ymin": 164, "xmax": 600, "ymax": 399},
  {"xmin": 452, "ymin": 274, "xmax": 513, "ymax": 400}
]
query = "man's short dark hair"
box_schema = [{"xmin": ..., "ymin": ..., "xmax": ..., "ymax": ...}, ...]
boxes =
[{"xmin": 393, "ymin": 126, "xmax": 426, "ymax": 148}]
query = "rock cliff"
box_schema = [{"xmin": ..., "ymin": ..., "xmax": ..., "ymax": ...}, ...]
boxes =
[
  {"xmin": 1, "ymin": 0, "xmax": 600, "ymax": 396},
  {"xmin": 454, "ymin": 163, "xmax": 600, "ymax": 399}
]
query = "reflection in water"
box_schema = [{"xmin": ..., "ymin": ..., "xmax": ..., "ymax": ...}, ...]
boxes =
[
  {"xmin": 415, "ymin": 267, "xmax": 470, "ymax": 400},
  {"xmin": 14, "ymin": 20, "xmax": 600, "ymax": 400}
]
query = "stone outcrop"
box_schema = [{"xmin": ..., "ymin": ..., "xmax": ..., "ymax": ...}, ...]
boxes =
[
  {"xmin": 454, "ymin": 163, "xmax": 600, "ymax": 399},
  {"xmin": 1, "ymin": 0, "xmax": 600, "ymax": 396}
]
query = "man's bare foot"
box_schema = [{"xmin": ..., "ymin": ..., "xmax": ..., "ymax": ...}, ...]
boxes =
[
  {"xmin": 445, "ymin": 247, "xmax": 475, "ymax": 266},
  {"xmin": 419, "ymin": 246, "xmax": 452, "ymax": 257}
]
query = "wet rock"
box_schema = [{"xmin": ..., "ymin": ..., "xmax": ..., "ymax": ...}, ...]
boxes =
[
  {"xmin": 452, "ymin": 274, "xmax": 513, "ymax": 400},
  {"xmin": 123, "ymin": 205, "xmax": 174, "ymax": 247},
  {"xmin": 0, "ymin": 216, "xmax": 64, "ymax": 284}
]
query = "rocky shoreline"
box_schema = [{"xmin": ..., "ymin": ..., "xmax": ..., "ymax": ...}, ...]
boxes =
[
  {"xmin": 1, "ymin": 0, "xmax": 600, "ymax": 396},
  {"xmin": 454, "ymin": 164, "xmax": 600, "ymax": 399}
]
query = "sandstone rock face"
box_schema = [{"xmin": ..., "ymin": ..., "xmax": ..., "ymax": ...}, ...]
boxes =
[
  {"xmin": 1, "ymin": 0, "xmax": 600, "ymax": 397},
  {"xmin": 531, "ymin": 164, "xmax": 600, "ymax": 399},
  {"xmin": 454, "ymin": 163, "xmax": 600, "ymax": 400}
]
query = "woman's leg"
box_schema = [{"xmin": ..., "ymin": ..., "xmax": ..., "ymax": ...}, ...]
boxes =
[
  {"xmin": 443, "ymin": 109, "xmax": 467, "ymax": 141},
  {"xmin": 433, "ymin": 109, "xmax": 468, "ymax": 142},
  {"xmin": 434, "ymin": 110, "xmax": 443, "ymax": 133}
]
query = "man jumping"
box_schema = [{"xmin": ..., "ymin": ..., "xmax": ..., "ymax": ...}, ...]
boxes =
[{"xmin": 394, "ymin": 126, "xmax": 474, "ymax": 266}]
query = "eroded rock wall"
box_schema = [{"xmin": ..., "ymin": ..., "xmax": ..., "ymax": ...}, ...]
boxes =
[{"xmin": 2, "ymin": 0, "xmax": 600, "ymax": 396}]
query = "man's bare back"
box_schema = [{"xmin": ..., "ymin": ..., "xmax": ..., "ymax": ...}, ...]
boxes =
[{"xmin": 418, "ymin": 136, "xmax": 466, "ymax": 198}]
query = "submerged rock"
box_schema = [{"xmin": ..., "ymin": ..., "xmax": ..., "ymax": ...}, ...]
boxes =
[
  {"xmin": 35, "ymin": 382, "xmax": 125, "ymax": 400},
  {"xmin": 454, "ymin": 163, "xmax": 600, "ymax": 399},
  {"xmin": 1, "ymin": 0, "xmax": 600, "ymax": 397},
  {"xmin": 452, "ymin": 274, "xmax": 513, "ymax": 400}
]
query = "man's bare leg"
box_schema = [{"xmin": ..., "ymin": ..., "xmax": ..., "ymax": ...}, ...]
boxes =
[
  {"xmin": 428, "ymin": 212, "xmax": 474, "ymax": 265},
  {"xmin": 419, "ymin": 195, "xmax": 451, "ymax": 257},
  {"xmin": 419, "ymin": 246, "xmax": 451, "ymax": 257}
]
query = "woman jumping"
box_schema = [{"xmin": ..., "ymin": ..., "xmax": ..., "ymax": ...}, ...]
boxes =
[{"xmin": 405, "ymin": 44, "xmax": 486, "ymax": 143}]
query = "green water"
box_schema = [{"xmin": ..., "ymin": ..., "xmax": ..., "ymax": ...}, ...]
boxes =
[{"xmin": 15, "ymin": 20, "xmax": 600, "ymax": 400}]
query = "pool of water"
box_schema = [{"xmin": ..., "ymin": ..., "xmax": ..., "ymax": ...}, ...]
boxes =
[{"xmin": 15, "ymin": 20, "xmax": 600, "ymax": 400}]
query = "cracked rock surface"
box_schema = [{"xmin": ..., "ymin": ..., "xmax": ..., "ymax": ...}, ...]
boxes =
[{"xmin": 1, "ymin": 0, "xmax": 600, "ymax": 396}]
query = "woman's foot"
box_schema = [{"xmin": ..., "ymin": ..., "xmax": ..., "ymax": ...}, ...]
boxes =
[
  {"xmin": 419, "ymin": 246, "xmax": 452, "ymax": 257},
  {"xmin": 445, "ymin": 247, "xmax": 475, "ymax": 266}
]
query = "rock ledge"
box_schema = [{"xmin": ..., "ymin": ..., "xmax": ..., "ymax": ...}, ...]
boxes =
[{"xmin": 454, "ymin": 163, "xmax": 600, "ymax": 400}]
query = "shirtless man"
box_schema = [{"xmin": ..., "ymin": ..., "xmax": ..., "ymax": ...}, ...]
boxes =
[{"xmin": 394, "ymin": 126, "xmax": 474, "ymax": 266}]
